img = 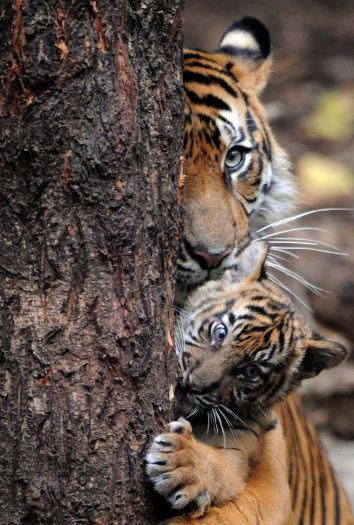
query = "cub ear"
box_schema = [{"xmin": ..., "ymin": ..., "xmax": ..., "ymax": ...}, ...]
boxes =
[
  {"xmin": 247, "ymin": 241, "xmax": 268, "ymax": 281},
  {"xmin": 217, "ymin": 17, "xmax": 272, "ymax": 95},
  {"xmin": 222, "ymin": 241, "xmax": 268, "ymax": 286},
  {"xmin": 299, "ymin": 334, "xmax": 347, "ymax": 380}
]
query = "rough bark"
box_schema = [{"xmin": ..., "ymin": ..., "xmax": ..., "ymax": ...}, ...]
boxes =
[{"xmin": 0, "ymin": 1, "xmax": 183, "ymax": 524}]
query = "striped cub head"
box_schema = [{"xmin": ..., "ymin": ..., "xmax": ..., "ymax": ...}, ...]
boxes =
[
  {"xmin": 178, "ymin": 17, "xmax": 294, "ymax": 304},
  {"xmin": 176, "ymin": 243, "xmax": 346, "ymax": 419}
]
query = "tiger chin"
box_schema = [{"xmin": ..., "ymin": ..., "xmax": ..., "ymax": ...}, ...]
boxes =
[{"xmin": 146, "ymin": 243, "xmax": 349, "ymax": 524}]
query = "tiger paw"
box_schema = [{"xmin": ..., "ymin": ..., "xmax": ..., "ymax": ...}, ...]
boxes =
[{"xmin": 145, "ymin": 418, "xmax": 211, "ymax": 517}]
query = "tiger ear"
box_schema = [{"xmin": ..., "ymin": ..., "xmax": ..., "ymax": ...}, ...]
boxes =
[
  {"xmin": 217, "ymin": 17, "xmax": 272, "ymax": 95},
  {"xmin": 299, "ymin": 334, "xmax": 347, "ymax": 380}
]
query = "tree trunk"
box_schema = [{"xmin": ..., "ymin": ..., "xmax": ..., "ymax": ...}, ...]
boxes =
[{"xmin": 0, "ymin": 1, "xmax": 183, "ymax": 524}]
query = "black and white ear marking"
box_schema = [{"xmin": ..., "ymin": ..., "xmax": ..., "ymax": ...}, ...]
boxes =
[
  {"xmin": 218, "ymin": 17, "xmax": 271, "ymax": 60},
  {"xmin": 216, "ymin": 17, "xmax": 272, "ymax": 95}
]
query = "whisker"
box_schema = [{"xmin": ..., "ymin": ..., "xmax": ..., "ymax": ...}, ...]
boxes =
[
  {"xmin": 270, "ymin": 246, "xmax": 348, "ymax": 256},
  {"xmin": 254, "ymin": 226, "xmax": 329, "ymax": 241},
  {"xmin": 212, "ymin": 408, "xmax": 218, "ymax": 435},
  {"xmin": 269, "ymin": 247, "xmax": 300, "ymax": 259},
  {"xmin": 218, "ymin": 407, "xmax": 243, "ymax": 450},
  {"xmin": 265, "ymin": 236, "xmax": 342, "ymax": 251},
  {"xmin": 215, "ymin": 408, "xmax": 226, "ymax": 449},
  {"xmin": 186, "ymin": 406, "xmax": 200, "ymax": 419},
  {"xmin": 173, "ymin": 306, "xmax": 190, "ymax": 319},
  {"xmin": 267, "ymin": 252, "xmax": 292, "ymax": 263},
  {"xmin": 257, "ymin": 405, "xmax": 274, "ymax": 424},
  {"xmin": 220, "ymin": 404, "xmax": 249, "ymax": 431},
  {"xmin": 256, "ymin": 208, "xmax": 354, "ymax": 234},
  {"xmin": 267, "ymin": 260, "xmax": 329, "ymax": 295},
  {"xmin": 268, "ymin": 272, "xmax": 313, "ymax": 311}
]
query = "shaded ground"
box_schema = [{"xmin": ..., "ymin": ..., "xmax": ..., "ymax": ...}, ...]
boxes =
[{"xmin": 184, "ymin": 0, "xmax": 354, "ymax": 506}]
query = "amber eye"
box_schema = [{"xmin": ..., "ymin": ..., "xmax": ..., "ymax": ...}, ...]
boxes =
[
  {"xmin": 210, "ymin": 322, "xmax": 228, "ymax": 344},
  {"xmin": 224, "ymin": 146, "xmax": 245, "ymax": 169},
  {"xmin": 243, "ymin": 365, "xmax": 261, "ymax": 381}
]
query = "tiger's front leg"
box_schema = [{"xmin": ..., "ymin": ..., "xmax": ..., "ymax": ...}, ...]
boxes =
[
  {"xmin": 145, "ymin": 418, "xmax": 251, "ymax": 519},
  {"xmin": 158, "ymin": 419, "xmax": 292, "ymax": 525}
]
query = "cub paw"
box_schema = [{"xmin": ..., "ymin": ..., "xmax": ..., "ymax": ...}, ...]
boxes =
[{"xmin": 145, "ymin": 418, "xmax": 210, "ymax": 517}]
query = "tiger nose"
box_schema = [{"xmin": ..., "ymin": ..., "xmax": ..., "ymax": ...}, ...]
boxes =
[{"xmin": 194, "ymin": 250, "xmax": 230, "ymax": 270}]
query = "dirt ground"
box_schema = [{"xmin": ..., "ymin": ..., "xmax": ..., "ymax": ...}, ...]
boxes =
[{"xmin": 184, "ymin": 0, "xmax": 354, "ymax": 507}]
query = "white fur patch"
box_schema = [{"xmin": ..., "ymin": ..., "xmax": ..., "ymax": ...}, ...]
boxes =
[{"xmin": 220, "ymin": 30, "xmax": 258, "ymax": 52}]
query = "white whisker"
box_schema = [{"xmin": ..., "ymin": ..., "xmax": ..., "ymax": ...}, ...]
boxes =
[
  {"xmin": 186, "ymin": 406, "xmax": 200, "ymax": 419},
  {"xmin": 265, "ymin": 236, "xmax": 342, "ymax": 251},
  {"xmin": 269, "ymin": 247, "xmax": 300, "ymax": 259},
  {"xmin": 212, "ymin": 408, "xmax": 218, "ymax": 435},
  {"xmin": 254, "ymin": 226, "xmax": 328, "ymax": 241},
  {"xmin": 268, "ymin": 272, "xmax": 313, "ymax": 311},
  {"xmin": 218, "ymin": 407, "xmax": 243, "ymax": 450},
  {"xmin": 270, "ymin": 246, "xmax": 348, "ymax": 256},
  {"xmin": 267, "ymin": 252, "xmax": 292, "ymax": 263},
  {"xmin": 256, "ymin": 208, "xmax": 353, "ymax": 234},
  {"xmin": 267, "ymin": 260, "xmax": 329, "ymax": 295},
  {"xmin": 220, "ymin": 404, "xmax": 250, "ymax": 432},
  {"xmin": 215, "ymin": 408, "xmax": 226, "ymax": 449}
]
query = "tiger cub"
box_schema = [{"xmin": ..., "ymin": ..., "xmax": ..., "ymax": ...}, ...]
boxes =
[{"xmin": 146, "ymin": 243, "xmax": 351, "ymax": 524}]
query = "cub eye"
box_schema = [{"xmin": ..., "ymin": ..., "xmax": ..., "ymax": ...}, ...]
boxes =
[
  {"xmin": 224, "ymin": 146, "xmax": 245, "ymax": 169},
  {"xmin": 243, "ymin": 365, "xmax": 261, "ymax": 381},
  {"xmin": 210, "ymin": 322, "xmax": 228, "ymax": 344}
]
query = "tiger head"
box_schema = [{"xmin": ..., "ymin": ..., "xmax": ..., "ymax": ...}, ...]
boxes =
[
  {"xmin": 175, "ymin": 242, "xmax": 346, "ymax": 420},
  {"xmin": 177, "ymin": 17, "xmax": 294, "ymax": 305}
]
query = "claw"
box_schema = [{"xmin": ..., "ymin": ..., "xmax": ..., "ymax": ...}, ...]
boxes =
[{"xmin": 169, "ymin": 418, "xmax": 192, "ymax": 435}]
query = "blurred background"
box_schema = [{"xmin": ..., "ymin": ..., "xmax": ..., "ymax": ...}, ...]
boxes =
[{"xmin": 183, "ymin": 0, "xmax": 354, "ymax": 505}]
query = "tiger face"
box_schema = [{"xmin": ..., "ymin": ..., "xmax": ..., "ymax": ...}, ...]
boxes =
[
  {"xmin": 176, "ymin": 243, "xmax": 346, "ymax": 421},
  {"xmin": 177, "ymin": 17, "xmax": 294, "ymax": 305}
]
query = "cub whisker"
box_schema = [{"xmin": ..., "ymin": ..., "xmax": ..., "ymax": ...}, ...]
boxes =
[{"xmin": 215, "ymin": 408, "xmax": 226, "ymax": 449}]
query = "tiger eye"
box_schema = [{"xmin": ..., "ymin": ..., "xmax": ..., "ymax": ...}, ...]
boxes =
[
  {"xmin": 244, "ymin": 365, "xmax": 261, "ymax": 381},
  {"xmin": 224, "ymin": 146, "xmax": 244, "ymax": 169},
  {"xmin": 210, "ymin": 322, "xmax": 228, "ymax": 344}
]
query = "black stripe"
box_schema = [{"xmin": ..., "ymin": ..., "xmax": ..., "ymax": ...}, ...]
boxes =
[
  {"xmin": 330, "ymin": 463, "xmax": 341, "ymax": 525},
  {"xmin": 287, "ymin": 401, "xmax": 306, "ymax": 515},
  {"xmin": 184, "ymin": 70, "xmax": 239, "ymax": 99},
  {"xmin": 184, "ymin": 60, "xmax": 221, "ymax": 72},
  {"xmin": 218, "ymin": 114, "xmax": 237, "ymax": 140},
  {"xmin": 184, "ymin": 88, "xmax": 231, "ymax": 111},
  {"xmin": 316, "ymin": 439, "xmax": 327, "ymax": 525},
  {"xmin": 246, "ymin": 109, "xmax": 257, "ymax": 135},
  {"xmin": 184, "ymin": 52, "xmax": 219, "ymax": 66},
  {"xmin": 302, "ymin": 416, "xmax": 316, "ymax": 524}
]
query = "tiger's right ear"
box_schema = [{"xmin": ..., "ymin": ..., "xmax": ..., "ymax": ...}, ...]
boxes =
[{"xmin": 217, "ymin": 17, "xmax": 272, "ymax": 95}]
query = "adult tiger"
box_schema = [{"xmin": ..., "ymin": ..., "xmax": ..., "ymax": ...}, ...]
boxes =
[
  {"xmin": 176, "ymin": 16, "xmax": 294, "ymax": 307},
  {"xmin": 172, "ymin": 16, "xmax": 353, "ymax": 525}
]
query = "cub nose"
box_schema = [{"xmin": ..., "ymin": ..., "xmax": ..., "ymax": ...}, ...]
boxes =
[{"xmin": 194, "ymin": 249, "xmax": 230, "ymax": 270}]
